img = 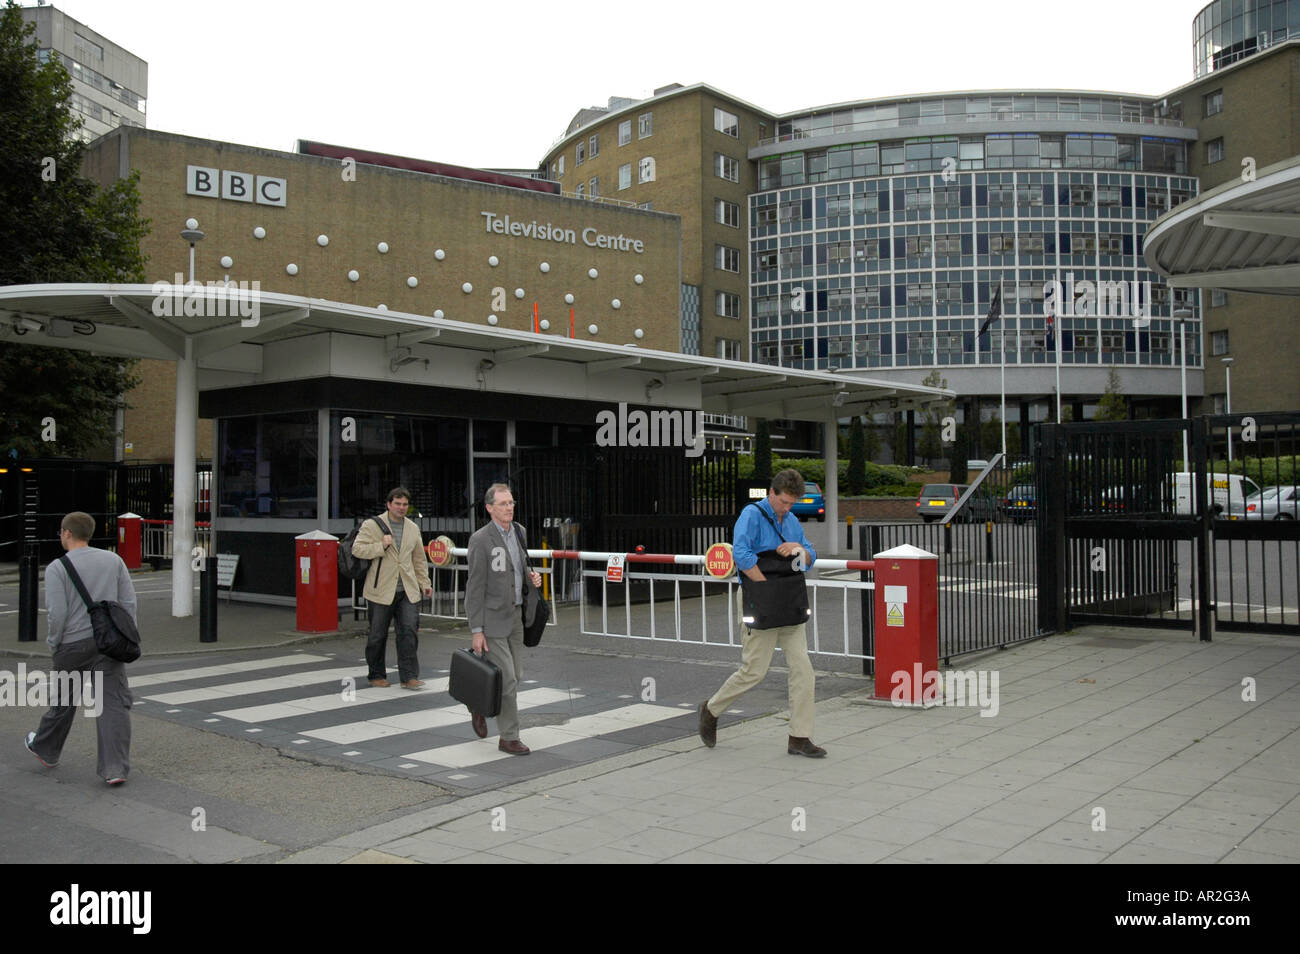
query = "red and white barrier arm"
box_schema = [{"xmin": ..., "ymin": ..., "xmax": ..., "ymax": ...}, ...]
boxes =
[{"xmin": 444, "ymin": 548, "xmax": 873, "ymax": 572}]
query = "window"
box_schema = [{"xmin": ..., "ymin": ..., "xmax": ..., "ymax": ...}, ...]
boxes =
[
  {"xmin": 576, "ymin": 141, "xmax": 585, "ymax": 165},
  {"xmin": 1211, "ymin": 289, "xmax": 1226, "ymax": 307},
  {"xmin": 590, "ymin": 176, "xmax": 599, "ymax": 197},
  {"xmin": 618, "ymin": 163, "xmax": 631, "ymax": 190},
  {"xmin": 755, "ymin": 205, "xmax": 777, "ymax": 226},
  {"xmin": 716, "ymin": 338, "xmax": 741, "ymax": 361},
  {"xmin": 1212, "ymin": 394, "xmax": 1226, "ymax": 414},
  {"xmin": 716, "ymin": 291, "xmax": 741, "ymax": 318},
  {"xmin": 1204, "ymin": 89, "xmax": 1223, "ymax": 117},
  {"xmin": 589, "ymin": 134, "xmax": 599, "ymax": 158},
  {"xmin": 576, "ymin": 182, "xmax": 585, "ymax": 198},
  {"xmin": 757, "ymin": 250, "xmax": 778, "ymax": 270},
  {"xmin": 714, "ymin": 107, "xmax": 739, "ymax": 138},
  {"xmin": 638, "ymin": 156, "xmax": 656, "ymax": 183},
  {"xmin": 619, "ymin": 120, "xmax": 631, "ymax": 146},
  {"xmin": 716, "ymin": 245, "xmax": 741, "ymax": 272},
  {"xmin": 1097, "ymin": 186, "xmax": 1121, "ymax": 207},
  {"xmin": 1211, "ymin": 330, "xmax": 1229, "ymax": 355},
  {"xmin": 1206, "ymin": 138, "xmax": 1224, "ymax": 163},
  {"xmin": 715, "ymin": 153, "xmax": 739, "ymax": 182},
  {"xmin": 557, "ymin": 155, "xmax": 565, "ymax": 177},
  {"xmin": 638, "ymin": 112, "xmax": 653, "ymax": 139},
  {"xmin": 716, "ymin": 198, "xmax": 740, "ymax": 228}
]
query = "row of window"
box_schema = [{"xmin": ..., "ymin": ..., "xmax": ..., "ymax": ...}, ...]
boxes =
[
  {"xmin": 760, "ymin": 135, "xmax": 1188, "ymax": 188},
  {"xmin": 755, "ymin": 185, "xmax": 1174, "ymax": 222}
]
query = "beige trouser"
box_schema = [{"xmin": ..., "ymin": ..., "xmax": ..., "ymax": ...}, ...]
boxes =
[{"xmin": 707, "ymin": 589, "xmax": 816, "ymax": 738}]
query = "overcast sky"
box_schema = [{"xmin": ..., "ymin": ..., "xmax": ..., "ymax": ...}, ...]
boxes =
[{"xmin": 47, "ymin": 0, "xmax": 1211, "ymax": 169}]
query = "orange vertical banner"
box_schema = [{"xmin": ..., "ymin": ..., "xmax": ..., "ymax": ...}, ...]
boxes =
[
  {"xmin": 570, "ymin": 307, "xmax": 575, "ymax": 338},
  {"xmin": 533, "ymin": 302, "xmax": 539, "ymax": 333}
]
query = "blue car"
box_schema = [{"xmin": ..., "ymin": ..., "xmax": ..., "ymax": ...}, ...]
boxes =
[{"xmin": 791, "ymin": 481, "xmax": 825, "ymax": 522}]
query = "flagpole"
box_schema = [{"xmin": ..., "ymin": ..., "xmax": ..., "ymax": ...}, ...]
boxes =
[
  {"xmin": 999, "ymin": 277, "xmax": 1006, "ymax": 459},
  {"xmin": 1053, "ymin": 268, "xmax": 1062, "ymax": 423}
]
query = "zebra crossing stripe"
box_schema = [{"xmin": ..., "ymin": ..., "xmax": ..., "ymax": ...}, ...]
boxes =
[
  {"xmin": 142, "ymin": 666, "xmax": 364, "ymax": 705},
  {"xmin": 299, "ymin": 687, "xmax": 578, "ymax": 744},
  {"xmin": 130, "ymin": 654, "xmax": 334, "ymax": 688},
  {"xmin": 214, "ymin": 678, "xmax": 453, "ymax": 723},
  {"xmin": 401, "ymin": 703, "xmax": 688, "ymax": 769}
]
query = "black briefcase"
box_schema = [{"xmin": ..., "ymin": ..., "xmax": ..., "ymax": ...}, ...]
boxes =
[{"xmin": 449, "ymin": 648, "xmax": 502, "ymax": 718}]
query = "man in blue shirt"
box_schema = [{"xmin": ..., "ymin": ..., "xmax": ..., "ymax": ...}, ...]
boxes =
[{"xmin": 700, "ymin": 469, "xmax": 826, "ymax": 757}]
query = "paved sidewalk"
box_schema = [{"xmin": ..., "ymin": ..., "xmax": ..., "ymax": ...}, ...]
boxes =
[{"xmin": 282, "ymin": 626, "xmax": 1300, "ymax": 863}]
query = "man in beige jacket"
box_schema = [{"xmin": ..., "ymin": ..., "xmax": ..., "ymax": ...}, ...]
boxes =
[{"xmin": 351, "ymin": 487, "xmax": 432, "ymax": 689}]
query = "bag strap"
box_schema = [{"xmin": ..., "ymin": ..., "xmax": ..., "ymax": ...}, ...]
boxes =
[
  {"xmin": 748, "ymin": 503, "xmax": 787, "ymax": 543},
  {"xmin": 58, "ymin": 554, "xmax": 98, "ymax": 612},
  {"xmin": 369, "ymin": 517, "xmax": 395, "ymax": 584},
  {"xmin": 512, "ymin": 524, "xmax": 532, "ymax": 591}
]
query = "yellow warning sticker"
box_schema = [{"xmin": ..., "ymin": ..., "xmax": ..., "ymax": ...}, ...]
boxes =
[{"xmin": 887, "ymin": 603, "xmax": 904, "ymax": 627}]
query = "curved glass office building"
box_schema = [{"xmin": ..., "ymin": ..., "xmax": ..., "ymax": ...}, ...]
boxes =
[
  {"xmin": 746, "ymin": 91, "xmax": 1201, "ymax": 417},
  {"xmin": 1194, "ymin": 0, "xmax": 1300, "ymax": 75}
]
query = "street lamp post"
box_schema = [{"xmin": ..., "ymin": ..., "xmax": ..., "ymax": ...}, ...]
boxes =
[
  {"xmin": 1174, "ymin": 307, "xmax": 1192, "ymax": 468},
  {"xmin": 1222, "ymin": 356, "xmax": 1234, "ymax": 463}
]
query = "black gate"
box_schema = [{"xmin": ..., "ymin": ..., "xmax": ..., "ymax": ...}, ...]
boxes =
[{"xmin": 1038, "ymin": 413, "xmax": 1300, "ymax": 638}]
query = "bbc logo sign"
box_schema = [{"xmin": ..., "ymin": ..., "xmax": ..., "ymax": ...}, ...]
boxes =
[{"xmin": 186, "ymin": 165, "xmax": 287, "ymax": 206}]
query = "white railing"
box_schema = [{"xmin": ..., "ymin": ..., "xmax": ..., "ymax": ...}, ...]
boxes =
[
  {"xmin": 426, "ymin": 548, "xmax": 876, "ymax": 662},
  {"xmin": 142, "ymin": 519, "xmax": 210, "ymax": 562}
]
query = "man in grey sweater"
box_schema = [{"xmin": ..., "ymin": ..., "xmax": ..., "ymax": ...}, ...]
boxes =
[{"xmin": 24, "ymin": 511, "xmax": 138, "ymax": 785}]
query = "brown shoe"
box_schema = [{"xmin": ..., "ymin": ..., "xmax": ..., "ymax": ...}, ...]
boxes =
[
  {"xmin": 498, "ymin": 739, "xmax": 530, "ymax": 755},
  {"xmin": 698, "ymin": 702, "xmax": 717, "ymax": 748},
  {"xmin": 470, "ymin": 710, "xmax": 487, "ymax": 738},
  {"xmin": 368, "ymin": 678, "xmax": 390, "ymax": 688},
  {"xmin": 788, "ymin": 736, "xmax": 826, "ymax": 758},
  {"xmin": 401, "ymin": 679, "xmax": 425, "ymax": 690}
]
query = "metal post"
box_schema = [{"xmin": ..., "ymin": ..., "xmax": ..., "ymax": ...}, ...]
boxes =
[
  {"xmin": 1222, "ymin": 357, "xmax": 1233, "ymax": 464},
  {"xmin": 18, "ymin": 542, "xmax": 39, "ymax": 643},
  {"xmin": 200, "ymin": 555, "xmax": 218, "ymax": 642},
  {"xmin": 172, "ymin": 335, "xmax": 197, "ymax": 617},
  {"xmin": 845, "ymin": 515, "xmax": 854, "ymax": 550},
  {"xmin": 986, "ymin": 521, "xmax": 994, "ymax": 564},
  {"xmin": 860, "ymin": 525, "xmax": 879, "ymax": 677}
]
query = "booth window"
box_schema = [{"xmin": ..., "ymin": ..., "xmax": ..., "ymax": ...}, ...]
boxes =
[{"xmin": 218, "ymin": 411, "xmax": 318, "ymax": 518}]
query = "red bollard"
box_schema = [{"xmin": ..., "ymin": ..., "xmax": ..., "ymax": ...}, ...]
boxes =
[
  {"xmin": 873, "ymin": 543, "xmax": 939, "ymax": 703},
  {"xmin": 117, "ymin": 512, "xmax": 143, "ymax": 569},
  {"xmin": 295, "ymin": 531, "xmax": 339, "ymax": 633}
]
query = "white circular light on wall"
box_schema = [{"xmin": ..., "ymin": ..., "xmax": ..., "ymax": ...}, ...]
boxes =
[
  {"xmin": 317, "ymin": 234, "xmax": 329, "ymax": 246},
  {"xmin": 285, "ymin": 263, "xmax": 299, "ymax": 276},
  {"xmin": 564, "ymin": 293, "xmax": 574, "ymax": 304},
  {"xmin": 634, "ymin": 274, "xmax": 644, "ymax": 284},
  {"xmin": 462, "ymin": 282, "xmax": 473, "ymax": 294},
  {"xmin": 588, "ymin": 324, "xmax": 598, "ymax": 335},
  {"xmin": 377, "ymin": 242, "xmax": 389, "ymax": 254},
  {"xmin": 487, "ymin": 314, "xmax": 498, "ymax": 325},
  {"xmin": 434, "ymin": 249, "xmax": 445, "ymax": 260},
  {"xmin": 634, "ymin": 328, "xmax": 644, "ymax": 339},
  {"xmin": 588, "ymin": 268, "xmax": 598, "ymax": 279},
  {"xmin": 434, "ymin": 309, "xmax": 445, "ymax": 319},
  {"xmin": 539, "ymin": 262, "xmax": 550, "ymax": 273},
  {"xmin": 514, "ymin": 288, "xmax": 525, "ymax": 299},
  {"xmin": 186, "ymin": 218, "xmax": 198, "ymax": 230},
  {"xmin": 253, "ymin": 226, "xmax": 266, "ymax": 240},
  {"xmin": 407, "ymin": 276, "xmax": 419, "ymax": 288},
  {"xmin": 488, "ymin": 255, "xmax": 499, "ymax": 267},
  {"xmin": 539, "ymin": 319, "xmax": 550, "ymax": 331},
  {"xmin": 220, "ymin": 255, "xmax": 233, "ymax": 269},
  {"xmin": 611, "ymin": 299, "xmax": 621, "ymax": 309},
  {"xmin": 377, "ymin": 304, "xmax": 387, "ymax": 311},
  {"xmin": 348, "ymin": 269, "xmax": 360, "ymax": 282}
]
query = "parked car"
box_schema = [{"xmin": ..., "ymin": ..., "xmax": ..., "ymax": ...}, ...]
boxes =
[
  {"xmin": 1173, "ymin": 472, "xmax": 1261, "ymax": 516},
  {"xmin": 1003, "ymin": 484, "xmax": 1037, "ymax": 522},
  {"xmin": 916, "ymin": 484, "xmax": 999, "ymax": 523},
  {"xmin": 791, "ymin": 481, "xmax": 825, "ymax": 521},
  {"xmin": 1238, "ymin": 485, "xmax": 1298, "ymax": 520}
]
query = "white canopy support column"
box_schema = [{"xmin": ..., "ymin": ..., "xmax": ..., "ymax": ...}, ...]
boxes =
[
  {"xmin": 823, "ymin": 414, "xmax": 839, "ymax": 552},
  {"xmin": 172, "ymin": 335, "xmax": 197, "ymax": 617}
]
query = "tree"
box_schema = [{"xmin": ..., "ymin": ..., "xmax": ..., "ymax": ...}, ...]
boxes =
[
  {"xmin": 1095, "ymin": 368, "xmax": 1130, "ymax": 421},
  {"xmin": 862, "ymin": 416, "xmax": 882, "ymax": 462},
  {"xmin": 752, "ymin": 419, "xmax": 772, "ymax": 484},
  {"xmin": 847, "ymin": 416, "xmax": 865, "ymax": 495},
  {"xmin": 0, "ymin": 2, "xmax": 148, "ymax": 458}
]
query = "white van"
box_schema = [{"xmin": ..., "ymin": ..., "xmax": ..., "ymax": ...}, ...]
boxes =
[{"xmin": 1172, "ymin": 472, "xmax": 1262, "ymax": 516}]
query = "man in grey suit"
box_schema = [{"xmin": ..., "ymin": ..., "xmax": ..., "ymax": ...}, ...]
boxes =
[{"xmin": 465, "ymin": 482, "xmax": 542, "ymax": 755}]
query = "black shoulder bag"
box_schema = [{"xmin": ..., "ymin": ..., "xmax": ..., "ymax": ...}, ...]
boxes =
[
  {"xmin": 514, "ymin": 524, "xmax": 550, "ymax": 646},
  {"xmin": 739, "ymin": 505, "xmax": 811, "ymax": 631},
  {"xmin": 58, "ymin": 555, "xmax": 141, "ymax": 663}
]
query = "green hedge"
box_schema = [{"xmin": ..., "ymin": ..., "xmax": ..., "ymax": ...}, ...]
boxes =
[{"xmin": 696, "ymin": 454, "xmax": 922, "ymax": 498}]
